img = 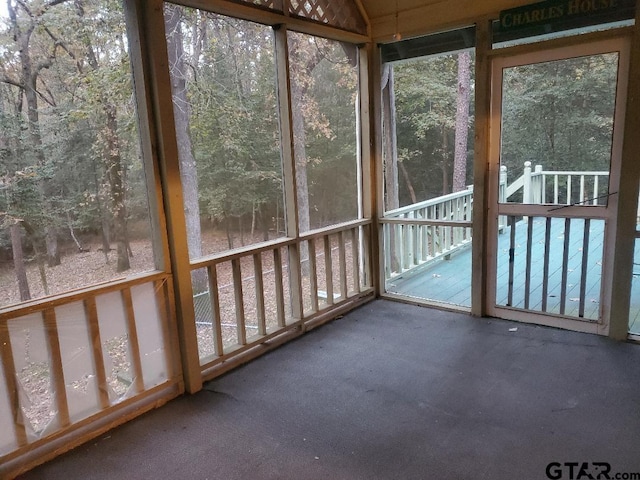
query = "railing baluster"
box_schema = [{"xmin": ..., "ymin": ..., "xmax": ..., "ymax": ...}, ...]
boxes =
[
  {"xmin": 579, "ymin": 219, "xmax": 591, "ymax": 318},
  {"xmin": 507, "ymin": 216, "xmax": 516, "ymax": 307},
  {"xmin": 403, "ymin": 222, "xmax": 410, "ymax": 270},
  {"xmin": 273, "ymin": 248, "xmax": 286, "ymax": 327},
  {"xmin": 560, "ymin": 218, "xmax": 572, "ymax": 315},
  {"xmin": 84, "ymin": 298, "xmax": 110, "ymax": 409},
  {"xmin": 289, "ymin": 244, "xmax": 304, "ymax": 322},
  {"xmin": 351, "ymin": 228, "xmax": 361, "ymax": 294},
  {"xmin": 580, "ymin": 175, "xmax": 585, "ymax": 204},
  {"xmin": 324, "ymin": 235, "xmax": 334, "ymax": 305},
  {"xmin": 232, "ymin": 259, "xmax": 246, "ymax": 345},
  {"xmin": 253, "ymin": 254, "xmax": 267, "ymax": 336},
  {"xmin": 567, "ymin": 175, "xmax": 572, "ymax": 205},
  {"xmin": 431, "ymin": 224, "xmax": 437, "ymax": 257},
  {"xmin": 43, "ymin": 308, "xmax": 71, "ymax": 428},
  {"xmin": 427, "ymin": 207, "xmax": 434, "ymax": 257},
  {"xmin": 383, "ymin": 223, "xmax": 391, "ymax": 278},
  {"xmin": 542, "ymin": 175, "xmax": 546, "ymax": 203},
  {"xmin": 524, "ymin": 217, "xmax": 534, "ymax": 310},
  {"xmin": 554, "ymin": 175, "xmax": 559, "ymax": 204},
  {"xmin": 395, "ymin": 223, "xmax": 403, "ymax": 272},
  {"xmin": 0, "ymin": 322, "xmax": 28, "ymax": 446},
  {"xmin": 414, "ymin": 212, "xmax": 419, "ymax": 266},
  {"xmin": 361, "ymin": 225, "xmax": 371, "ymax": 289},
  {"xmin": 308, "ymin": 238, "xmax": 319, "ymax": 312},
  {"xmin": 593, "ymin": 176, "xmax": 599, "ymax": 205},
  {"xmin": 121, "ymin": 288, "xmax": 145, "ymax": 393},
  {"xmin": 542, "ymin": 217, "xmax": 552, "ymax": 313},
  {"xmin": 338, "ymin": 230, "xmax": 348, "ymax": 300},
  {"xmin": 207, "ymin": 265, "xmax": 224, "ymax": 356}
]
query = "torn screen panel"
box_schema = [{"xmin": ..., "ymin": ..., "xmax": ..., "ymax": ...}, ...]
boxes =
[
  {"xmin": 96, "ymin": 291, "xmax": 136, "ymax": 402},
  {"xmin": 55, "ymin": 301, "xmax": 100, "ymax": 423},
  {"xmin": 0, "ymin": 350, "xmax": 18, "ymax": 455},
  {"xmin": 7, "ymin": 312, "xmax": 57, "ymax": 440}
]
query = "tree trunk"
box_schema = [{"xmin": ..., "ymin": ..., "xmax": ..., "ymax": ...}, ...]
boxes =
[
  {"xmin": 399, "ymin": 161, "xmax": 417, "ymax": 204},
  {"xmin": 291, "ymin": 82, "xmax": 311, "ymax": 273},
  {"xmin": 166, "ymin": 4, "xmax": 207, "ymax": 292},
  {"xmin": 441, "ymin": 127, "xmax": 450, "ymax": 195},
  {"xmin": 9, "ymin": 5, "xmax": 61, "ymax": 267},
  {"xmin": 45, "ymin": 226, "xmax": 60, "ymax": 267},
  {"xmin": 382, "ymin": 64, "xmax": 400, "ymax": 211},
  {"xmin": 11, "ymin": 223, "xmax": 31, "ymax": 301},
  {"xmin": 165, "ymin": 5, "xmax": 202, "ymax": 259},
  {"xmin": 452, "ymin": 51, "xmax": 471, "ymax": 192},
  {"xmin": 104, "ymin": 103, "xmax": 130, "ymax": 272},
  {"xmin": 21, "ymin": 221, "xmax": 49, "ymax": 296},
  {"xmin": 382, "ymin": 64, "xmax": 400, "ymax": 272}
]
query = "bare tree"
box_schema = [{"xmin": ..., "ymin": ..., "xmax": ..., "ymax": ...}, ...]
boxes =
[{"xmin": 452, "ymin": 51, "xmax": 471, "ymax": 192}]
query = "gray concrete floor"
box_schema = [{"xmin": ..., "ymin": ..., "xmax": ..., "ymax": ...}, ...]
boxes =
[{"xmin": 19, "ymin": 300, "xmax": 640, "ymax": 480}]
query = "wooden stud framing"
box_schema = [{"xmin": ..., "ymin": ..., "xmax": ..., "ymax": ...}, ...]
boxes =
[
  {"xmin": 0, "ymin": 322, "xmax": 28, "ymax": 447},
  {"xmin": 83, "ymin": 298, "xmax": 110, "ymax": 410},
  {"xmin": 43, "ymin": 309, "xmax": 70, "ymax": 429},
  {"xmin": 473, "ymin": 17, "xmax": 492, "ymax": 317},
  {"xmin": 273, "ymin": 248, "xmax": 286, "ymax": 327},
  {"xmin": 121, "ymin": 288, "xmax": 145, "ymax": 394},
  {"xmin": 610, "ymin": 8, "xmax": 640, "ymax": 339},
  {"xmin": 125, "ymin": 0, "xmax": 201, "ymax": 393},
  {"xmin": 274, "ymin": 25, "xmax": 298, "ymax": 240}
]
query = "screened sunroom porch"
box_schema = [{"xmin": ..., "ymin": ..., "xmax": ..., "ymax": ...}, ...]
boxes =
[{"xmin": 2, "ymin": 0, "xmax": 640, "ymax": 477}]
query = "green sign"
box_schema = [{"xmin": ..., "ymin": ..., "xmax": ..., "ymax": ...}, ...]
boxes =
[{"xmin": 498, "ymin": 0, "xmax": 635, "ymax": 34}]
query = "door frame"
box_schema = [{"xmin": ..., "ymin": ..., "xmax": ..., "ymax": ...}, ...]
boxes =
[{"xmin": 485, "ymin": 32, "xmax": 631, "ymax": 334}]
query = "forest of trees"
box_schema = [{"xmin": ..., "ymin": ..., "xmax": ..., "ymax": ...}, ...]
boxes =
[
  {"xmin": 0, "ymin": 0, "xmax": 151, "ymax": 303},
  {"xmin": 0, "ymin": 1, "xmax": 360, "ymax": 306},
  {"xmin": 0, "ymin": 0, "xmax": 620, "ymax": 308},
  {"xmin": 165, "ymin": 7, "xmax": 360, "ymax": 261},
  {"xmin": 388, "ymin": 48, "xmax": 617, "ymax": 209}
]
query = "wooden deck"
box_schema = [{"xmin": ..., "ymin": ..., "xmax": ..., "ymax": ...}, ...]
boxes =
[{"xmin": 387, "ymin": 218, "xmax": 640, "ymax": 334}]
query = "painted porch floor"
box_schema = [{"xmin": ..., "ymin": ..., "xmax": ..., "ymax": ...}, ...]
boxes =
[{"xmin": 386, "ymin": 217, "xmax": 640, "ymax": 335}]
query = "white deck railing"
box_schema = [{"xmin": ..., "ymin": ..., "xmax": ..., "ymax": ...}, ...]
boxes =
[
  {"xmin": 383, "ymin": 162, "xmax": 612, "ymax": 283},
  {"xmin": 381, "ymin": 188, "xmax": 474, "ymax": 281}
]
